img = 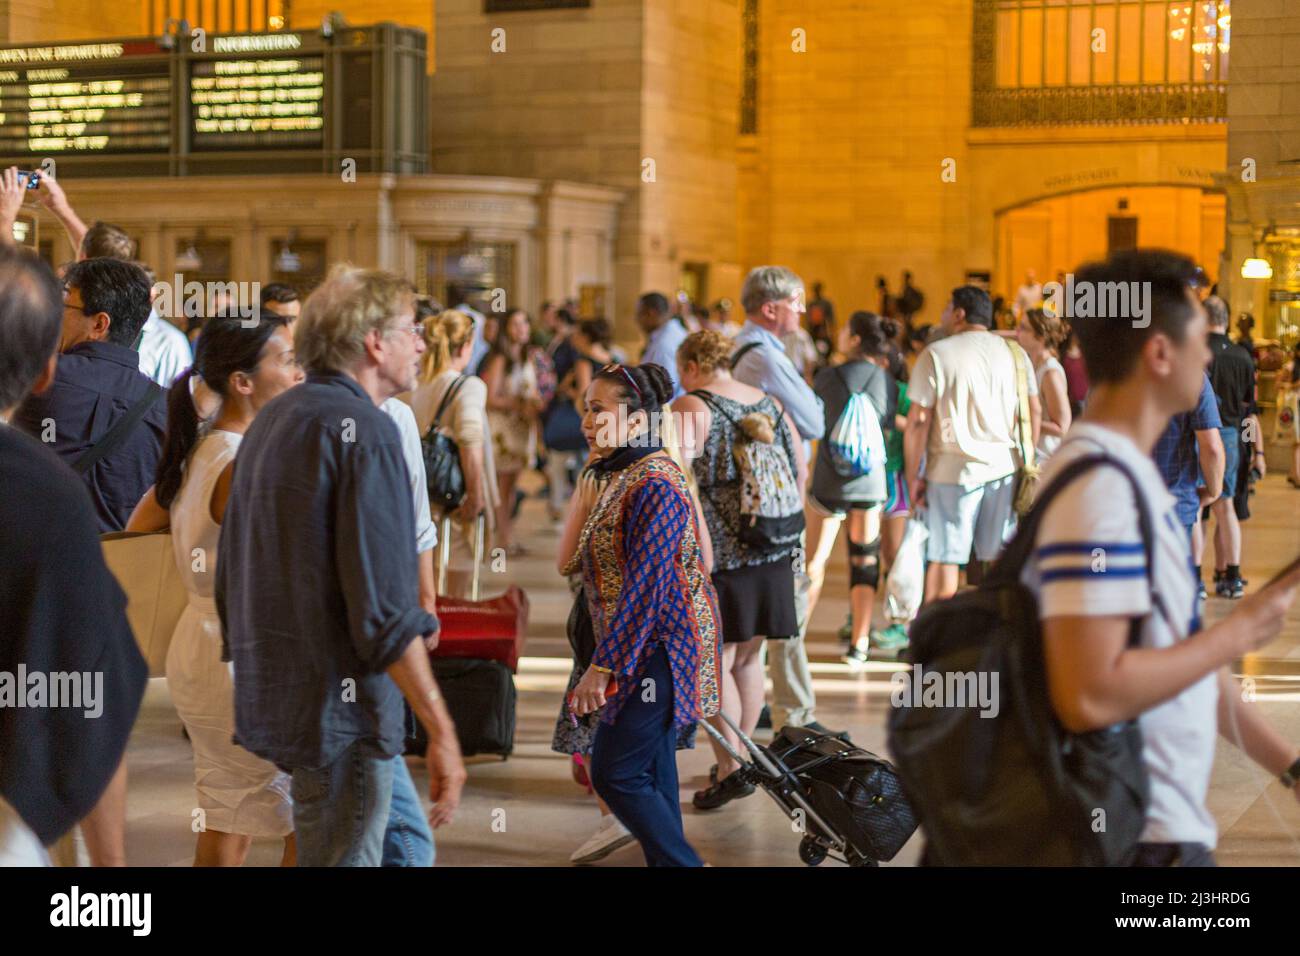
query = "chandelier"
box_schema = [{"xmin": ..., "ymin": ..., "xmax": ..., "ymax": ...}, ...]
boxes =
[{"xmin": 1169, "ymin": 2, "xmax": 1230, "ymax": 71}]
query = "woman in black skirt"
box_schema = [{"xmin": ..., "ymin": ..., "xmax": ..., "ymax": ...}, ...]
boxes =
[{"xmin": 672, "ymin": 331, "xmax": 806, "ymax": 810}]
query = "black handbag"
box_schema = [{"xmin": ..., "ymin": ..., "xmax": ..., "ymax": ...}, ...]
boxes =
[
  {"xmin": 421, "ymin": 376, "xmax": 469, "ymax": 509},
  {"xmin": 566, "ymin": 586, "xmax": 596, "ymax": 672}
]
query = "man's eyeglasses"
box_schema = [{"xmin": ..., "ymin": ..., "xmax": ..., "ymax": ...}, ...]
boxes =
[{"xmin": 387, "ymin": 323, "xmax": 423, "ymax": 339}]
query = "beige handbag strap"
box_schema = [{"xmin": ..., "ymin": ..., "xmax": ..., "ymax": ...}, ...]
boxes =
[{"xmin": 1004, "ymin": 338, "xmax": 1037, "ymax": 472}]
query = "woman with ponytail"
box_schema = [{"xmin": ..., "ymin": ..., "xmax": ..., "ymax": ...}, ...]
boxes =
[
  {"xmin": 125, "ymin": 313, "xmax": 303, "ymax": 866},
  {"xmin": 1016, "ymin": 307, "xmax": 1072, "ymax": 464},
  {"xmin": 404, "ymin": 309, "xmax": 498, "ymax": 598},
  {"xmin": 804, "ymin": 312, "xmax": 898, "ymax": 666},
  {"xmin": 561, "ymin": 362, "xmax": 721, "ymax": 867}
]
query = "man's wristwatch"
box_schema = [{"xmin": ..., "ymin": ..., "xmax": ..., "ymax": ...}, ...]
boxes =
[{"xmin": 1278, "ymin": 756, "xmax": 1300, "ymax": 789}]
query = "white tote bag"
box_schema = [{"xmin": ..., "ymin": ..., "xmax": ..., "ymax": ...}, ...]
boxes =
[
  {"xmin": 884, "ymin": 517, "xmax": 929, "ymax": 625},
  {"xmin": 100, "ymin": 532, "xmax": 186, "ymax": 678}
]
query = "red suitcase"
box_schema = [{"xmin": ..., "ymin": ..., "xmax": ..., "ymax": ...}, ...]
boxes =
[
  {"xmin": 431, "ymin": 586, "xmax": 529, "ymax": 673},
  {"xmin": 430, "ymin": 515, "xmax": 528, "ymax": 672}
]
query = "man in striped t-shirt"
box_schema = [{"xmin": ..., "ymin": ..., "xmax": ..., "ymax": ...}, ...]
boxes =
[{"xmin": 1023, "ymin": 249, "xmax": 1300, "ymax": 866}]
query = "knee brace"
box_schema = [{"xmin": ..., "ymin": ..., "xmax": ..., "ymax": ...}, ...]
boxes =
[{"xmin": 847, "ymin": 537, "xmax": 881, "ymax": 590}]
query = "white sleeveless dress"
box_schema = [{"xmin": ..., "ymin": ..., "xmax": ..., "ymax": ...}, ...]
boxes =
[{"xmin": 167, "ymin": 428, "xmax": 293, "ymax": 837}]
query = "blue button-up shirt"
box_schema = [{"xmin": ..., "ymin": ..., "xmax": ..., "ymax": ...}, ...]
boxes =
[
  {"xmin": 731, "ymin": 320, "xmax": 825, "ymax": 443},
  {"xmin": 216, "ymin": 371, "xmax": 438, "ymax": 771},
  {"xmin": 640, "ymin": 318, "xmax": 689, "ymax": 399},
  {"xmin": 1153, "ymin": 373, "xmax": 1221, "ymax": 528},
  {"xmin": 13, "ymin": 340, "xmax": 167, "ymax": 533}
]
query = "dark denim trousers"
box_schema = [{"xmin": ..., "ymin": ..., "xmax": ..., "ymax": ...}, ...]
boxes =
[
  {"xmin": 290, "ymin": 739, "xmax": 395, "ymax": 867},
  {"xmin": 590, "ymin": 649, "xmax": 703, "ymax": 867}
]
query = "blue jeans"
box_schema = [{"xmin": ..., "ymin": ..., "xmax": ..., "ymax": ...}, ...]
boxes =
[
  {"xmin": 590, "ymin": 648, "xmax": 702, "ymax": 867},
  {"xmin": 291, "ymin": 739, "xmax": 395, "ymax": 867},
  {"xmin": 382, "ymin": 756, "xmax": 434, "ymax": 866}
]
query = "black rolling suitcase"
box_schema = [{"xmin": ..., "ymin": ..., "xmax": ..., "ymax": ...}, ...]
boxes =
[
  {"xmin": 407, "ymin": 657, "xmax": 516, "ymax": 758},
  {"xmin": 406, "ymin": 516, "xmax": 518, "ymax": 759}
]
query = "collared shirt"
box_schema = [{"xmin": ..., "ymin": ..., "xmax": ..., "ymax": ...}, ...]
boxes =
[
  {"xmin": 640, "ymin": 318, "xmax": 689, "ymax": 399},
  {"xmin": 1206, "ymin": 331, "xmax": 1256, "ymax": 430},
  {"xmin": 1153, "ymin": 374, "xmax": 1222, "ymax": 527},
  {"xmin": 13, "ymin": 340, "xmax": 167, "ymax": 533},
  {"xmin": 381, "ymin": 396, "xmax": 437, "ymax": 553},
  {"xmin": 216, "ymin": 371, "xmax": 437, "ymax": 771},
  {"xmin": 137, "ymin": 310, "xmax": 192, "ymax": 387},
  {"xmin": 730, "ymin": 319, "xmax": 825, "ymax": 443}
]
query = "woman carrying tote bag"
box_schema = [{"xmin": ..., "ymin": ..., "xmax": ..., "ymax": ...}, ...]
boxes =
[{"xmin": 125, "ymin": 314, "xmax": 304, "ymax": 867}]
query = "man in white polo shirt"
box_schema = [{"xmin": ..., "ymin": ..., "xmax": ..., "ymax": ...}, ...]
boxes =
[
  {"xmin": 1026, "ymin": 248, "xmax": 1300, "ymax": 865},
  {"xmin": 905, "ymin": 285, "xmax": 1040, "ymax": 602}
]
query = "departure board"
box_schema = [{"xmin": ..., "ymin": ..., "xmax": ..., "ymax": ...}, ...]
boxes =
[
  {"xmin": 189, "ymin": 32, "xmax": 327, "ymax": 151},
  {"xmin": 0, "ymin": 42, "xmax": 171, "ymax": 155},
  {"xmin": 0, "ymin": 25, "xmax": 428, "ymax": 176}
]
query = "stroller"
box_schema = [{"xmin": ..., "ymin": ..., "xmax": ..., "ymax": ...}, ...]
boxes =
[{"xmin": 700, "ymin": 714, "xmax": 918, "ymax": 867}]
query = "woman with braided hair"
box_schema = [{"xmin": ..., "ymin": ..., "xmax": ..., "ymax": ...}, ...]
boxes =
[{"xmin": 561, "ymin": 362, "xmax": 720, "ymax": 867}]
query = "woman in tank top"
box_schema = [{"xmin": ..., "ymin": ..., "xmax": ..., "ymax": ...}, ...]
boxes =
[
  {"xmin": 127, "ymin": 314, "xmax": 304, "ymax": 866},
  {"xmin": 1016, "ymin": 307, "xmax": 1072, "ymax": 464}
]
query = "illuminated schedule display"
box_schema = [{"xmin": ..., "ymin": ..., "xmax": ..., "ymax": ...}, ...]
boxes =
[
  {"xmin": 190, "ymin": 55, "xmax": 326, "ymax": 149},
  {"xmin": 0, "ymin": 42, "xmax": 171, "ymax": 156},
  {"xmin": 0, "ymin": 25, "xmax": 427, "ymax": 177}
]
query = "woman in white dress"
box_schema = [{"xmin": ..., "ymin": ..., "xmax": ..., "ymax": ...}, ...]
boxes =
[
  {"xmin": 127, "ymin": 314, "xmax": 304, "ymax": 866},
  {"xmin": 1016, "ymin": 307, "xmax": 1072, "ymax": 464}
]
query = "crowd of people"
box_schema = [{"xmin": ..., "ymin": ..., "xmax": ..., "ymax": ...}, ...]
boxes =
[{"xmin": 3, "ymin": 169, "xmax": 1300, "ymax": 869}]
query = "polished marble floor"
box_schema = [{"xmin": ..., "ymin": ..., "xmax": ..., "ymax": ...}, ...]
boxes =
[{"xmin": 121, "ymin": 466, "xmax": 1300, "ymax": 867}]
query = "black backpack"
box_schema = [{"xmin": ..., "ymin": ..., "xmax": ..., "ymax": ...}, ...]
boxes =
[
  {"xmin": 421, "ymin": 376, "xmax": 468, "ymax": 509},
  {"xmin": 887, "ymin": 453, "xmax": 1158, "ymax": 866}
]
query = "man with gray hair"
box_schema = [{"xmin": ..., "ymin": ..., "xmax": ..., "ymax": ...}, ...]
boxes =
[
  {"xmin": 216, "ymin": 265, "xmax": 466, "ymax": 866},
  {"xmin": 1204, "ymin": 294, "xmax": 1259, "ymax": 599},
  {"xmin": 731, "ymin": 266, "xmax": 842, "ymax": 737}
]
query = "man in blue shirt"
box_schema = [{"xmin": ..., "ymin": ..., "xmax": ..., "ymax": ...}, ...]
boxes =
[
  {"xmin": 1152, "ymin": 371, "xmax": 1223, "ymax": 596},
  {"xmin": 731, "ymin": 271, "xmax": 825, "ymax": 445},
  {"xmin": 730, "ymin": 266, "xmax": 840, "ymax": 738},
  {"xmin": 13, "ymin": 257, "xmax": 166, "ymax": 532},
  {"xmin": 217, "ymin": 266, "xmax": 466, "ymax": 866},
  {"xmin": 636, "ymin": 291, "xmax": 688, "ymax": 398}
]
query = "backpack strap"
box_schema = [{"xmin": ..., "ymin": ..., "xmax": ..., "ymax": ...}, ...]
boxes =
[
  {"xmin": 426, "ymin": 375, "xmax": 468, "ymax": 437},
  {"xmin": 985, "ymin": 449, "xmax": 1166, "ymax": 641},
  {"xmin": 688, "ymin": 389, "xmax": 739, "ymax": 428},
  {"xmin": 729, "ymin": 341, "xmax": 761, "ymax": 371},
  {"xmin": 72, "ymin": 382, "xmax": 163, "ymax": 476}
]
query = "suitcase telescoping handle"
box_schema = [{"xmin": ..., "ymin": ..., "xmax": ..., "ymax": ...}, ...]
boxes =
[{"xmin": 437, "ymin": 512, "xmax": 486, "ymax": 600}]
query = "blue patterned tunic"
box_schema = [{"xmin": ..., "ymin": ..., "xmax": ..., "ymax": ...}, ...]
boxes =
[{"xmin": 562, "ymin": 453, "xmax": 721, "ymax": 727}]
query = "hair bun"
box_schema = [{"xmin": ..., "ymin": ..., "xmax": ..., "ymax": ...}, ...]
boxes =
[{"xmin": 638, "ymin": 363, "xmax": 674, "ymax": 407}]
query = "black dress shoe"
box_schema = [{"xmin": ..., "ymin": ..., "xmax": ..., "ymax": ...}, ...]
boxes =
[
  {"xmin": 692, "ymin": 772, "xmax": 756, "ymax": 810},
  {"xmin": 756, "ymin": 704, "xmax": 772, "ymax": 729}
]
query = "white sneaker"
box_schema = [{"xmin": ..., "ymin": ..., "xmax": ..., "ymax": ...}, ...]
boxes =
[{"xmin": 569, "ymin": 815, "xmax": 636, "ymax": 864}]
